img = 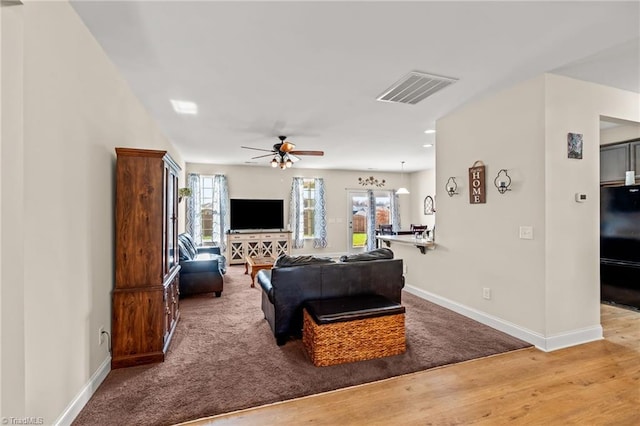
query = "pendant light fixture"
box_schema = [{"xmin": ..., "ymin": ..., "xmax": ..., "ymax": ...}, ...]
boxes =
[{"xmin": 397, "ymin": 161, "xmax": 410, "ymax": 194}]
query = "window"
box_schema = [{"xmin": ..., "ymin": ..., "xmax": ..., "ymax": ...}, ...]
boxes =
[
  {"xmin": 374, "ymin": 192, "xmax": 392, "ymax": 228},
  {"xmin": 200, "ymin": 176, "xmax": 216, "ymax": 243},
  {"xmin": 290, "ymin": 177, "xmax": 327, "ymax": 249},
  {"xmin": 302, "ymin": 178, "xmax": 316, "ymax": 238},
  {"xmin": 186, "ymin": 173, "xmax": 229, "ymax": 248}
]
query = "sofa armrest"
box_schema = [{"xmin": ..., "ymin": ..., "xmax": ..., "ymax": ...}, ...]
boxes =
[
  {"xmin": 180, "ymin": 258, "xmax": 221, "ymax": 274},
  {"xmin": 257, "ymin": 270, "xmax": 274, "ymax": 303},
  {"xmin": 193, "ymin": 251, "xmax": 226, "ymax": 274}
]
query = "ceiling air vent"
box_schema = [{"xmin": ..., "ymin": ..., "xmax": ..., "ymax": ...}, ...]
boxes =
[{"xmin": 376, "ymin": 71, "xmax": 457, "ymax": 105}]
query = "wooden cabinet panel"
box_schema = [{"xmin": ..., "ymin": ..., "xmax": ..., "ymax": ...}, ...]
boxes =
[
  {"xmin": 113, "ymin": 148, "xmax": 181, "ymax": 369},
  {"xmin": 111, "ymin": 288, "xmax": 165, "ymax": 368},
  {"xmin": 226, "ymin": 232, "xmax": 292, "ymax": 264}
]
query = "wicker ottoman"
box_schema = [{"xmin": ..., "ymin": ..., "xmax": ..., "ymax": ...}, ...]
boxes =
[{"xmin": 303, "ymin": 294, "xmax": 406, "ymax": 367}]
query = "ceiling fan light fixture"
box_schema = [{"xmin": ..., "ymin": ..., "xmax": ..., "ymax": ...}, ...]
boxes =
[
  {"xmin": 285, "ymin": 158, "xmax": 293, "ymax": 168},
  {"xmin": 271, "ymin": 157, "xmax": 278, "ymax": 167}
]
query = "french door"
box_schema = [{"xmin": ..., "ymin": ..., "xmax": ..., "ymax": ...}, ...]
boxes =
[{"xmin": 346, "ymin": 190, "xmax": 393, "ymax": 253}]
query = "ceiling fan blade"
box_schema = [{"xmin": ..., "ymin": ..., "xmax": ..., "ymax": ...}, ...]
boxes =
[
  {"xmin": 289, "ymin": 150, "xmax": 324, "ymax": 156},
  {"xmin": 241, "ymin": 146, "xmax": 274, "ymax": 152},
  {"xmin": 251, "ymin": 153, "xmax": 276, "ymax": 159},
  {"xmin": 280, "ymin": 141, "xmax": 296, "ymax": 152},
  {"xmin": 287, "ymin": 153, "xmax": 301, "ymax": 162}
]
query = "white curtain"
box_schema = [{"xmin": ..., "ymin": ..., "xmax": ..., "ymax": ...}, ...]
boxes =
[
  {"xmin": 313, "ymin": 178, "xmax": 328, "ymax": 248},
  {"xmin": 289, "ymin": 177, "xmax": 305, "ymax": 249},
  {"xmin": 212, "ymin": 175, "xmax": 230, "ymax": 250},
  {"xmin": 390, "ymin": 189, "xmax": 400, "ymax": 232},
  {"xmin": 186, "ymin": 173, "xmax": 202, "ymax": 245},
  {"xmin": 366, "ymin": 189, "xmax": 376, "ymax": 251}
]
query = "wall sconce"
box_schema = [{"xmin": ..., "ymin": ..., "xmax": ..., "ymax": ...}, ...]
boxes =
[
  {"xmin": 445, "ymin": 177, "xmax": 458, "ymax": 197},
  {"xmin": 494, "ymin": 169, "xmax": 512, "ymax": 194}
]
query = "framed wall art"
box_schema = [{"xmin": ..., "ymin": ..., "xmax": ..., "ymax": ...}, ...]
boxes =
[{"xmin": 568, "ymin": 132, "xmax": 583, "ymax": 159}]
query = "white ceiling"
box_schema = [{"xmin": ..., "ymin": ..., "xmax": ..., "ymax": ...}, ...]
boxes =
[{"xmin": 70, "ymin": 1, "xmax": 640, "ymax": 172}]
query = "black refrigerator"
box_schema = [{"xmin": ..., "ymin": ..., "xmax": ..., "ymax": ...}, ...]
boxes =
[{"xmin": 600, "ymin": 184, "xmax": 640, "ymax": 309}]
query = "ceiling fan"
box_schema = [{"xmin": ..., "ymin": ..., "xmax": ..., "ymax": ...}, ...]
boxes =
[{"xmin": 241, "ymin": 136, "xmax": 324, "ymax": 169}]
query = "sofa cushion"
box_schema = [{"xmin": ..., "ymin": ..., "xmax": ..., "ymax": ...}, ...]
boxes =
[
  {"xmin": 274, "ymin": 254, "xmax": 335, "ymax": 268},
  {"xmin": 339, "ymin": 248, "xmax": 394, "ymax": 262}
]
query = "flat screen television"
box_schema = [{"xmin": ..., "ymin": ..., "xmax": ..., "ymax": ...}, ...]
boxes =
[{"xmin": 230, "ymin": 199, "xmax": 284, "ymax": 231}]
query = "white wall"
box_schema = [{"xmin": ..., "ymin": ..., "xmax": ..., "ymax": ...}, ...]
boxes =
[
  {"xmin": 1, "ymin": 2, "xmax": 26, "ymax": 419},
  {"xmin": 405, "ymin": 74, "xmax": 640, "ymax": 350},
  {"xmin": 600, "ymin": 122, "xmax": 640, "ymax": 145},
  {"xmin": 187, "ymin": 163, "xmax": 413, "ymax": 255},
  {"xmin": 543, "ymin": 74, "xmax": 640, "ymax": 337},
  {"xmin": 1, "ymin": 2, "xmax": 184, "ymax": 424},
  {"xmin": 408, "ymin": 169, "xmax": 436, "ymax": 230}
]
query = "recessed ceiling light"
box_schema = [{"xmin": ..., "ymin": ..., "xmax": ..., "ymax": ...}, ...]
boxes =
[
  {"xmin": 423, "ymin": 144, "xmax": 433, "ymax": 148},
  {"xmin": 424, "ymin": 129, "xmax": 436, "ymax": 134},
  {"xmin": 170, "ymin": 99, "xmax": 198, "ymax": 115}
]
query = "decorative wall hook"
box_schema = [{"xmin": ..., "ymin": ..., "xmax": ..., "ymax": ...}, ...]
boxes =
[
  {"xmin": 494, "ymin": 169, "xmax": 512, "ymax": 194},
  {"xmin": 446, "ymin": 177, "xmax": 458, "ymax": 197}
]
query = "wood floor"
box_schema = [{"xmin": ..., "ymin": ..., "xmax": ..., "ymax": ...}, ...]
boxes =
[{"xmin": 180, "ymin": 304, "xmax": 640, "ymax": 425}]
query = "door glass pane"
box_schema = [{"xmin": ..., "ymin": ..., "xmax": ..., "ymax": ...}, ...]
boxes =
[
  {"xmin": 350, "ymin": 194, "xmax": 368, "ymax": 250},
  {"xmin": 348, "ymin": 191, "xmax": 393, "ymax": 253}
]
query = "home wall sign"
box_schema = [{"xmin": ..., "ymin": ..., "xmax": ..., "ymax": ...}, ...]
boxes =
[{"xmin": 468, "ymin": 160, "xmax": 486, "ymax": 204}]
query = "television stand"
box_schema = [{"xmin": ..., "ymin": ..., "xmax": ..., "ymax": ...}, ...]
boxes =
[{"xmin": 227, "ymin": 231, "xmax": 291, "ymax": 265}]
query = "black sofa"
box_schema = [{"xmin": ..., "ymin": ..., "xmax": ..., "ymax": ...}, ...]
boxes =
[
  {"xmin": 257, "ymin": 249, "xmax": 404, "ymax": 345},
  {"xmin": 178, "ymin": 233, "xmax": 226, "ymax": 297}
]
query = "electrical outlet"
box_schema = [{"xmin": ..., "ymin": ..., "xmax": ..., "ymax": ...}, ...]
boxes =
[
  {"xmin": 99, "ymin": 326, "xmax": 106, "ymax": 345},
  {"xmin": 483, "ymin": 288, "xmax": 491, "ymax": 300},
  {"xmin": 403, "ymin": 264, "xmax": 408, "ymax": 274}
]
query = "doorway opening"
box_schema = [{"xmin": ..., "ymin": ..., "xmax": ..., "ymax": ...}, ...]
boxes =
[{"xmin": 346, "ymin": 190, "xmax": 393, "ymax": 253}]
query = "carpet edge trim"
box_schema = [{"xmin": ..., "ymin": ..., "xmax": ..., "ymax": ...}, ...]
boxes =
[{"xmin": 175, "ymin": 347, "xmax": 536, "ymax": 425}]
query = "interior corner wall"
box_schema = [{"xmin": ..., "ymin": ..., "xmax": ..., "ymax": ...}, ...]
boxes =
[
  {"xmin": 543, "ymin": 74, "xmax": 640, "ymax": 337},
  {"xmin": 422, "ymin": 75, "xmax": 548, "ymax": 335},
  {"xmin": 409, "ymin": 73, "xmax": 640, "ymax": 349},
  {"xmin": 17, "ymin": 2, "xmax": 184, "ymax": 423}
]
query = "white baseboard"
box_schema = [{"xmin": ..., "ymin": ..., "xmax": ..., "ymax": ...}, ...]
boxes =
[
  {"xmin": 542, "ymin": 325, "xmax": 603, "ymax": 351},
  {"xmin": 54, "ymin": 355, "xmax": 111, "ymax": 426},
  {"xmin": 404, "ymin": 285, "xmax": 603, "ymax": 352}
]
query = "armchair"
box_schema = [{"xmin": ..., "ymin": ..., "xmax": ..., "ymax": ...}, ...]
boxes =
[{"xmin": 178, "ymin": 233, "xmax": 226, "ymax": 297}]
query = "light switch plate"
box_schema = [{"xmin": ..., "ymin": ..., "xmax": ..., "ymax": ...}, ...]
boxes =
[{"xmin": 519, "ymin": 226, "xmax": 533, "ymax": 240}]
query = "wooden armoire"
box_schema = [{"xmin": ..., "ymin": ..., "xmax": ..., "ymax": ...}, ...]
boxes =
[{"xmin": 112, "ymin": 148, "xmax": 181, "ymax": 369}]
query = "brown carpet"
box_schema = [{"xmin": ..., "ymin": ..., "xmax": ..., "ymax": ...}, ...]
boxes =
[{"xmin": 73, "ymin": 265, "xmax": 530, "ymax": 426}]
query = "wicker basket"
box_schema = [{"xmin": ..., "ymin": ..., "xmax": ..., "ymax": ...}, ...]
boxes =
[{"xmin": 302, "ymin": 308, "xmax": 406, "ymax": 367}]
